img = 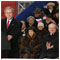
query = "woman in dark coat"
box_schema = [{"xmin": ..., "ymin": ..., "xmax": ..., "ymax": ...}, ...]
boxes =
[
  {"xmin": 37, "ymin": 22, "xmax": 48, "ymax": 37},
  {"xmin": 19, "ymin": 26, "xmax": 42, "ymax": 58}
]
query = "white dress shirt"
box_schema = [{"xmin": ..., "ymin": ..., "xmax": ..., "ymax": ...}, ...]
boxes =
[{"xmin": 6, "ymin": 18, "xmax": 13, "ymax": 25}]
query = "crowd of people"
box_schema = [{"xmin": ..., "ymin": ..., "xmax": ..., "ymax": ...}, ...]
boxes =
[{"xmin": 1, "ymin": 2, "xmax": 59, "ymax": 59}]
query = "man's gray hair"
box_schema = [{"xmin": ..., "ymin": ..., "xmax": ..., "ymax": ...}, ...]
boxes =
[
  {"xmin": 4, "ymin": 6, "xmax": 14, "ymax": 13},
  {"xmin": 48, "ymin": 23, "xmax": 56, "ymax": 28},
  {"xmin": 27, "ymin": 16, "xmax": 35, "ymax": 22}
]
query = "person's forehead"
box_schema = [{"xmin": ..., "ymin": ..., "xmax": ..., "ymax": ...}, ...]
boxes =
[
  {"xmin": 49, "ymin": 5, "xmax": 53, "ymax": 6},
  {"xmin": 21, "ymin": 21, "xmax": 25, "ymax": 23},
  {"xmin": 5, "ymin": 9, "xmax": 12, "ymax": 12},
  {"xmin": 29, "ymin": 30, "xmax": 33, "ymax": 31},
  {"xmin": 56, "ymin": 13, "xmax": 59, "ymax": 14},
  {"xmin": 38, "ymin": 26, "xmax": 43, "ymax": 27},
  {"xmin": 29, "ymin": 19, "xmax": 34, "ymax": 21},
  {"xmin": 49, "ymin": 24, "xmax": 56, "ymax": 28},
  {"xmin": 29, "ymin": 18, "xmax": 34, "ymax": 20}
]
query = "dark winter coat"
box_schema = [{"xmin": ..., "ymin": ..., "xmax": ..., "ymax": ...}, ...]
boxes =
[
  {"xmin": 19, "ymin": 33, "xmax": 42, "ymax": 58},
  {"xmin": 40, "ymin": 31, "xmax": 59, "ymax": 59}
]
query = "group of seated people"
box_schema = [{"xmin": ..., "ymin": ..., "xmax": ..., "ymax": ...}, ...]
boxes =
[
  {"xmin": 1, "ymin": 2, "xmax": 59, "ymax": 59},
  {"xmin": 18, "ymin": 2, "xmax": 59, "ymax": 58},
  {"xmin": 19, "ymin": 18, "xmax": 59, "ymax": 59}
]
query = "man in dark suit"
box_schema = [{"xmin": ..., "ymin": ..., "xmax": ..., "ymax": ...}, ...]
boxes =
[
  {"xmin": 1, "ymin": 6, "xmax": 22, "ymax": 58},
  {"xmin": 40, "ymin": 23, "xmax": 59, "ymax": 59}
]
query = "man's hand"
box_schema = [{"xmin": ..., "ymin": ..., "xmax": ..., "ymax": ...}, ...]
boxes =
[
  {"xmin": 7, "ymin": 35, "xmax": 13, "ymax": 40},
  {"xmin": 46, "ymin": 42, "xmax": 54, "ymax": 50}
]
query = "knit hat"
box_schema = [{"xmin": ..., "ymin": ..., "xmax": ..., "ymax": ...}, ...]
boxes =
[{"xmin": 38, "ymin": 23, "xmax": 44, "ymax": 28}]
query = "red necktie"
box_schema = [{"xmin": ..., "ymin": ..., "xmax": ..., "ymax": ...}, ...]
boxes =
[{"xmin": 7, "ymin": 20, "xmax": 9, "ymax": 29}]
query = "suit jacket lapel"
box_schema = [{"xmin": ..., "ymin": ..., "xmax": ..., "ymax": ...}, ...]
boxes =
[{"xmin": 4, "ymin": 19, "xmax": 7, "ymax": 31}]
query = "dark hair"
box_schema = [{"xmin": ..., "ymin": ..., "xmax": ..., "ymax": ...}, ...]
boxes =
[
  {"xmin": 34, "ymin": 8, "xmax": 41, "ymax": 14},
  {"xmin": 27, "ymin": 26, "xmax": 37, "ymax": 33}
]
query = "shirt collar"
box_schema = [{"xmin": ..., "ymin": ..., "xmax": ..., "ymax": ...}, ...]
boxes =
[
  {"xmin": 49, "ymin": 33, "xmax": 55, "ymax": 36},
  {"xmin": 7, "ymin": 18, "xmax": 13, "ymax": 23}
]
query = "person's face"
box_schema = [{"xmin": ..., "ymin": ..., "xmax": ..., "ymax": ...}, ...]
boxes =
[
  {"xmin": 28, "ymin": 18, "xmax": 34, "ymax": 25},
  {"xmin": 34, "ymin": 13, "xmax": 40, "ymax": 17},
  {"xmin": 5, "ymin": 9, "xmax": 13, "ymax": 20},
  {"xmin": 46, "ymin": 18, "xmax": 51, "ymax": 22},
  {"xmin": 28, "ymin": 30, "xmax": 34, "ymax": 37},
  {"xmin": 38, "ymin": 26, "xmax": 44, "ymax": 30},
  {"xmin": 55, "ymin": 13, "xmax": 59, "ymax": 18},
  {"xmin": 48, "ymin": 25, "xmax": 56, "ymax": 34},
  {"xmin": 48, "ymin": 5, "xmax": 53, "ymax": 9}
]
